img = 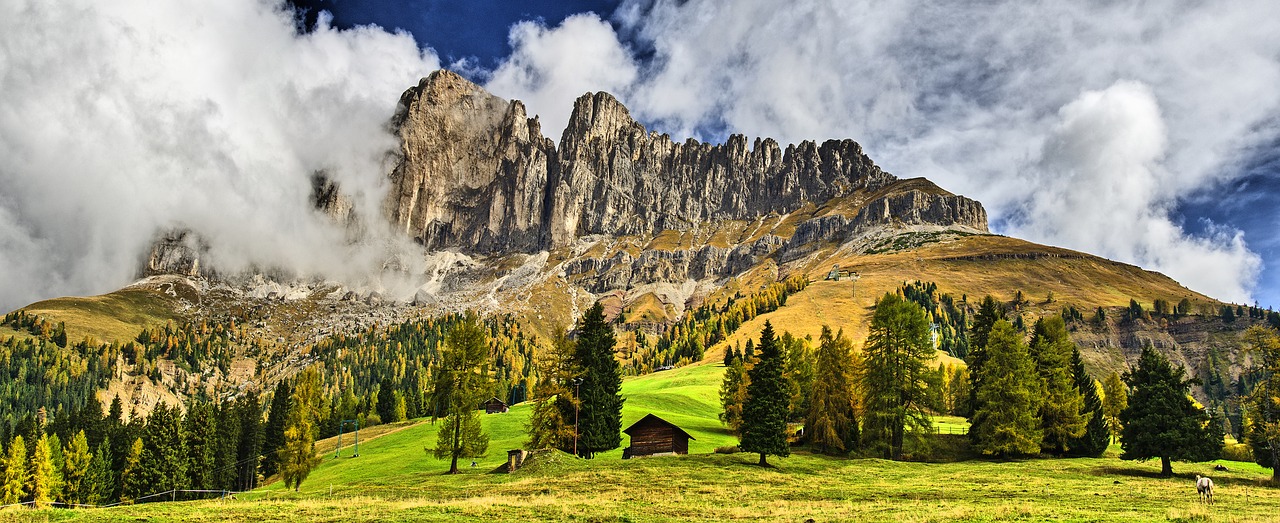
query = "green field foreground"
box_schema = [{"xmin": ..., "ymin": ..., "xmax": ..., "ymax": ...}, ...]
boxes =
[{"xmin": 8, "ymin": 362, "xmax": 1280, "ymax": 522}]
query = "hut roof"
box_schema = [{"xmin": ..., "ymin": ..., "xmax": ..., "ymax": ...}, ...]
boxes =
[{"xmin": 623, "ymin": 413, "xmax": 696, "ymax": 440}]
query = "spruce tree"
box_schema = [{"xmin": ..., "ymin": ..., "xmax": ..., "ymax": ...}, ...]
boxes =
[
  {"xmin": 140, "ymin": 402, "xmax": 187, "ymax": 495},
  {"xmin": 863, "ymin": 293, "xmax": 934, "ymax": 460},
  {"xmin": 805, "ymin": 326, "xmax": 859, "ymax": 454},
  {"xmin": 1030, "ymin": 318, "xmax": 1086, "ymax": 455},
  {"xmin": 2, "ymin": 435, "xmax": 26, "ymax": 505},
  {"xmin": 85, "ymin": 438, "xmax": 113, "ymax": 504},
  {"xmin": 967, "ymin": 296, "xmax": 1005, "ymax": 443},
  {"xmin": 740, "ymin": 321, "xmax": 790, "ymax": 465},
  {"xmin": 1242, "ymin": 325, "xmax": 1280, "ymax": 482},
  {"xmin": 234, "ymin": 393, "xmax": 263, "ymax": 491},
  {"xmin": 1066, "ymin": 347, "xmax": 1109, "ymax": 457},
  {"xmin": 1101, "ymin": 371, "xmax": 1127, "ymax": 444},
  {"xmin": 61, "ymin": 430, "xmax": 91, "ymax": 504},
  {"xmin": 972, "ymin": 320, "xmax": 1042, "ymax": 457},
  {"xmin": 782, "ymin": 333, "xmax": 815, "ymax": 422},
  {"xmin": 261, "ymin": 380, "xmax": 291, "ymax": 477},
  {"xmin": 431, "ymin": 315, "xmax": 491, "ymax": 472},
  {"xmin": 280, "ymin": 367, "xmax": 322, "ymax": 490},
  {"xmin": 184, "ymin": 402, "xmax": 217, "ymax": 490},
  {"xmin": 573, "ymin": 302, "xmax": 624, "ymax": 459},
  {"xmin": 377, "ymin": 377, "xmax": 398, "ymax": 423},
  {"xmin": 1120, "ymin": 345, "xmax": 1223, "ymax": 476}
]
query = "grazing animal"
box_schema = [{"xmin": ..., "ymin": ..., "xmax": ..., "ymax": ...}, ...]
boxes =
[
  {"xmin": 1195, "ymin": 475, "xmax": 1214, "ymax": 504},
  {"xmin": 1213, "ymin": 464, "xmax": 1229, "ymax": 472}
]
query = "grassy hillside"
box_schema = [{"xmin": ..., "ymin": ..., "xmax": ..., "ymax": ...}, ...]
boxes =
[
  {"xmin": 15, "ymin": 360, "xmax": 1280, "ymax": 522},
  {"xmin": 11, "ymin": 287, "xmax": 179, "ymax": 345}
]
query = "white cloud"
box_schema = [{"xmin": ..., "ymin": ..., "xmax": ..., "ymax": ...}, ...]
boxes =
[
  {"xmin": 483, "ymin": 13, "xmax": 638, "ymax": 141},
  {"xmin": 0, "ymin": 1, "xmax": 440, "ymax": 311}
]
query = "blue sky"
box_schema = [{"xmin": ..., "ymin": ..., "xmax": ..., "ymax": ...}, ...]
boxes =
[{"xmin": 1, "ymin": 1, "xmax": 1276, "ymax": 311}]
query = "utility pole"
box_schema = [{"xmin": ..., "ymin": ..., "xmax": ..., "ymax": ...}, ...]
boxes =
[{"xmin": 572, "ymin": 377, "xmax": 583, "ymax": 457}]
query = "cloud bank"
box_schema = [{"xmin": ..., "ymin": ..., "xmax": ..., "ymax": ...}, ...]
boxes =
[
  {"xmin": 0, "ymin": 1, "xmax": 439, "ymax": 310},
  {"xmin": 489, "ymin": 0, "xmax": 1277, "ymax": 303}
]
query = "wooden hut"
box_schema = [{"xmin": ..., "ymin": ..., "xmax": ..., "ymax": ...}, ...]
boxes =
[
  {"xmin": 483, "ymin": 397, "xmax": 508, "ymax": 414},
  {"xmin": 623, "ymin": 414, "xmax": 695, "ymax": 457}
]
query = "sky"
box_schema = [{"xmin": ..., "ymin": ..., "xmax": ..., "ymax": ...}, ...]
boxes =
[{"xmin": 1, "ymin": 0, "xmax": 1278, "ymax": 312}]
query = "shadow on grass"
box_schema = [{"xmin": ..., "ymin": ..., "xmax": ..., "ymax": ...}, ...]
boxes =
[{"xmin": 1091, "ymin": 465, "xmax": 1260, "ymax": 487}]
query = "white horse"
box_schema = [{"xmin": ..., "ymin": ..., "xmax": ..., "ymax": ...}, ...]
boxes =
[{"xmin": 1195, "ymin": 474, "xmax": 1214, "ymax": 504}]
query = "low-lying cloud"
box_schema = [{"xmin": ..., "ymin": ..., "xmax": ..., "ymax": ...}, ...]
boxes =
[{"xmin": 0, "ymin": 1, "xmax": 440, "ymax": 310}]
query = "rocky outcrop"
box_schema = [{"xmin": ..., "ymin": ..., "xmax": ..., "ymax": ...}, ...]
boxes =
[
  {"xmin": 142, "ymin": 230, "xmax": 210, "ymax": 278},
  {"xmin": 387, "ymin": 70, "xmax": 987, "ymax": 254},
  {"xmin": 386, "ymin": 70, "xmax": 557, "ymax": 252}
]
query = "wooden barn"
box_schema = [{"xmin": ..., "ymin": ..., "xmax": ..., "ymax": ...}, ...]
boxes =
[
  {"xmin": 482, "ymin": 397, "xmax": 508, "ymax": 414},
  {"xmin": 623, "ymin": 414, "xmax": 695, "ymax": 458}
]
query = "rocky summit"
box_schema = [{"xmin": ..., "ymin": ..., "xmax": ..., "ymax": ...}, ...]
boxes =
[{"xmin": 383, "ymin": 70, "xmax": 988, "ymax": 254}]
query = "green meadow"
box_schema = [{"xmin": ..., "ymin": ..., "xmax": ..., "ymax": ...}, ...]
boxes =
[{"xmin": 8, "ymin": 362, "xmax": 1280, "ymax": 522}]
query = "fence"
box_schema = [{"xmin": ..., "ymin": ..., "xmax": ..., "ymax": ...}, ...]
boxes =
[{"xmin": 0, "ymin": 489, "xmax": 241, "ymax": 510}]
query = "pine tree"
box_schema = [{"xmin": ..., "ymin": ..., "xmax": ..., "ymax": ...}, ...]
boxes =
[
  {"xmin": 280, "ymin": 367, "xmax": 322, "ymax": 490},
  {"xmin": 431, "ymin": 315, "xmax": 491, "ymax": 472},
  {"xmin": 1101, "ymin": 371, "xmax": 1127, "ymax": 444},
  {"xmin": 526, "ymin": 328, "xmax": 578, "ymax": 451},
  {"xmin": 2, "ymin": 435, "xmax": 26, "ymax": 505},
  {"xmin": 719, "ymin": 358, "xmax": 749, "ymax": 435},
  {"xmin": 967, "ymin": 295, "xmax": 1005, "ymax": 443},
  {"xmin": 1120, "ymin": 345, "xmax": 1223, "ymax": 476},
  {"xmin": 740, "ymin": 321, "xmax": 790, "ymax": 465},
  {"xmin": 805, "ymin": 326, "xmax": 859, "ymax": 454},
  {"xmin": 1030, "ymin": 318, "xmax": 1086, "ymax": 455},
  {"xmin": 29, "ymin": 433, "xmax": 54, "ymax": 508},
  {"xmin": 141, "ymin": 402, "xmax": 187, "ymax": 495},
  {"xmin": 572, "ymin": 302, "xmax": 624, "ymax": 459},
  {"xmin": 972, "ymin": 320, "xmax": 1042, "ymax": 457},
  {"xmin": 1066, "ymin": 347, "xmax": 1109, "ymax": 458},
  {"xmin": 261, "ymin": 380, "xmax": 291, "ymax": 477},
  {"xmin": 1242, "ymin": 325, "xmax": 1280, "ymax": 482},
  {"xmin": 61, "ymin": 430, "xmax": 92, "ymax": 504},
  {"xmin": 184, "ymin": 402, "xmax": 218, "ymax": 490},
  {"xmin": 863, "ymin": 293, "xmax": 934, "ymax": 460}
]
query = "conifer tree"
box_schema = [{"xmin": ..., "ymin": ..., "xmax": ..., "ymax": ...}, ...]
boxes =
[
  {"xmin": 184, "ymin": 402, "xmax": 217, "ymax": 490},
  {"xmin": 1101, "ymin": 371, "xmax": 1127, "ymax": 444},
  {"xmin": 141, "ymin": 402, "xmax": 187, "ymax": 494},
  {"xmin": 85, "ymin": 439, "xmax": 113, "ymax": 505},
  {"xmin": 719, "ymin": 358, "xmax": 749, "ymax": 435},
  {"xmin": 2, "ymin": 435, "xmax": 26, "ymax": 505},
  {"xmin": 572, "ymin": 302, "xmax": 624, "ymax": 458},
  {"xmin": 967, "ymin": 296, "xmax": 1005, "ymax": 443},
  {"xmin": 29, "ymin": 433, "xmax": 54, "ymax": 508},
  {"xmin": 863, "ymin": 293, "xmax": 934, "ymax": 460},
  {"xmin": 1066, "ymin": 347, "xmax": 1109, "ymax": 457},
  {"xmin": 432, "ymin": 315, "xmax": 491, "ymax": 472},
  {"xmin": 526, "ymin": 328, "xmax": 579, "ymax": 451},
  {"xmin": 783, "ymin": 332, "xmax": 815, "ymax": 421},
  {"xmin": 233, "ymin": 393, "xmax": 263, "ymax": 492},
  {"xmin": 280, "ymin": 367, "xmax": 323, "ymax": 490},
  {"xmin": 119, "ymin": 437, "xmax": 144, "ymax": 503},
  {"xmin": 377, "ymin": 377, "xmax": 398, "ymax": 423},
  {"xmin": 260, "ymin": 380, "xmax": 291, "ymax": 477},
  {"xmin": 1120, "ymin": 345, "xmax": 1223, "ymax": 476},
  {"xmin": 61, "ymin": 430, "xmax": 91, "ymax": 504},
  {"xmin": 1030, "ymin": 318, "xmax": 1086, "ymax": 455},
  {"xmin": 805, "ymin": 326, "xmax": 859, "ymax": 454},
  {"xmin": 740, "ymin": 321, "xmax": 790, "ymax": 465},
  {"xmin": 1242, "ymin": 325, "xmax": 1280, "ymax": 482},
  {"xmin": 972, "ymin": 320, "xmax": 1042, "ymax": 456}
]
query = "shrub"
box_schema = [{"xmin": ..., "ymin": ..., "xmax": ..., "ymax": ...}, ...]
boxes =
[
  {"xmin": 1222, "ymin": 443, "xmax": 1254, "ymax": 463},
  {"xmin": 714, "ymin": 445, "xmax": 740, "ymax": 454}
]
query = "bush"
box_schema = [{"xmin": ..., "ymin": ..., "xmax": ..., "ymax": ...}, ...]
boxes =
[
  {"xmin": 1222, "ymin": 443, "xmax": 1254, "ymax": 463},
  {"xmin": 714, "ymin": 445, "xmax": 740, "ymax": 454}
]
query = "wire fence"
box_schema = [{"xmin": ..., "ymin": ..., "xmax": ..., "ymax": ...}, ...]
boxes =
[{"xmin": 0, "ymin": 489, "xmax": 242, "ymax": 510}]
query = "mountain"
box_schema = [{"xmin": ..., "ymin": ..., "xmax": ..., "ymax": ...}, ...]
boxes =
[{"xmin": 5, "ymin": 69, "xmax": 1271, "ymax": 420}]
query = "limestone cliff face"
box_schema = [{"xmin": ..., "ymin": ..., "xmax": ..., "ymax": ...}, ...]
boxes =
[
  {"xmin": 387, "ymin": 70, "xmax": 987, "ymax": 255},
  {"xmin": 387, "ymin": 70, "xmax": 556, "ymax": 252}
]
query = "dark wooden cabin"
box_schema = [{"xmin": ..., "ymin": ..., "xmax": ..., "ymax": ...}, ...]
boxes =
[
  {"xmin": 483, "ymin": 397, "xmax": 508, "ymax": 414},
  {"xmin": 623, "ymin": 414, "xmax": 695, "ymax": 457}
]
